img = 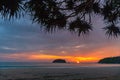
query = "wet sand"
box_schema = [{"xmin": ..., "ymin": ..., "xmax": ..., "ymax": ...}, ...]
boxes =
[{"xmin": 0, "ymin": 66, "xmax": 120, "ymax": 80}]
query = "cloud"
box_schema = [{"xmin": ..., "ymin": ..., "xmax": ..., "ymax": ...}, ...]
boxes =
[{"xmin": 0, "ymin": 16, "xmax": 120, "ymax": 62}]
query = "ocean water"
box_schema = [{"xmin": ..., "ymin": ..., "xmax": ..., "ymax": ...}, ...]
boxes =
[{"xmin": 0, "ymin": 62, "xmax": 120, "ymax": 69}]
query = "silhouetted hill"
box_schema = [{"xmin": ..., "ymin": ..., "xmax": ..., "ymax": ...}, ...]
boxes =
[
  {"xmin": 52, "ymin": 59, "xmax": 66, "ymax": 63},
  {"xmin": 98, "ymin": 56, "xmax": 120, "ymax": 64}
]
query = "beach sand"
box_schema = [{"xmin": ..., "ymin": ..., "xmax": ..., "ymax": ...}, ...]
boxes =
[{"xmin": 0, "ymin": 67, "xmax": 120, "ymax": 80}]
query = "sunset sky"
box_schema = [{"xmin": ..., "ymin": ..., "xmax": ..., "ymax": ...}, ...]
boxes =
[{"xmin": 0, "ymin": 16, "xmax": 120, "ymax": 63}]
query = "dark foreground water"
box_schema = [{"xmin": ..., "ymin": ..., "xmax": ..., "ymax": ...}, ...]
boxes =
[{"xmin": 0, "ymin": 62, "xmax": 120, "ymax": 69}]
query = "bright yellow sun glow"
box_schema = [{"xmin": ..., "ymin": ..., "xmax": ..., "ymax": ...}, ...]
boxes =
[
  {"xmin": 76, "ymin": 61, "xmax": 80, "ymax": 63},
  {"xmin": 74, "ymin": 57, "xmax": 99, "ymax": 63}
]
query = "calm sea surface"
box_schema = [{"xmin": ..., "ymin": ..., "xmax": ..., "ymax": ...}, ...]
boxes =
[{"xmin": 0, "ymin": 62, "xmax": 120, "ymax": 69}]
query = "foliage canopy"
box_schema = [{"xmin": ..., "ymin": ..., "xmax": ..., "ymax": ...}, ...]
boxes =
[{"xmin": 0, "ymin": 0, "xmax": 120, "ymax": 37}]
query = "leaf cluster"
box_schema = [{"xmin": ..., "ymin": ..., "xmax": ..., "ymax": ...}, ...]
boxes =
[{"xmin": 0, "ymin": 0, "xmax": 119, "ymax": 37}]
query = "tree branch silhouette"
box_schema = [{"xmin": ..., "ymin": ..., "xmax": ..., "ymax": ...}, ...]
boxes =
[{"xmin": 0, "ymin": 0, "xmax": 119, "ymax": 37}]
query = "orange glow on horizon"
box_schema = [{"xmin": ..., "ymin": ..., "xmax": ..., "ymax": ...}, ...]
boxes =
[
  {"xmin": 1, "ymin": 45, "xmax": 120, "ymax": 63},
  {"xmin": 74, "ymin": 57, "xmax": 100, "ymax": 63},
  {"xmin": 27, "ymin": 54, "xmax": 102, "ymax": 63},
  {"xmin": 2, "ymin": 52, "xmax": 119, "ymax": 63}
]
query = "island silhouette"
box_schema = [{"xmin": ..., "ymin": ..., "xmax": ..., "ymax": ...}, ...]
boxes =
[
  {"xmin": 98, "ymin": 56, "xmax": 120, "ymax": 64},
  {"xmin": 52, "ymin": 59, "xmax": 66, "ymax": 63}
]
